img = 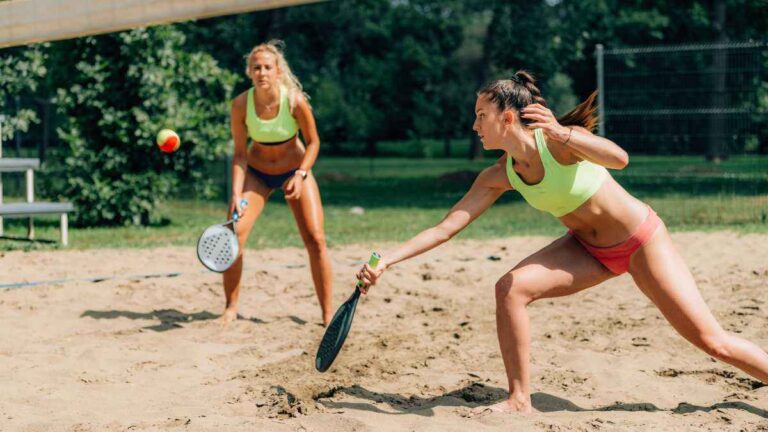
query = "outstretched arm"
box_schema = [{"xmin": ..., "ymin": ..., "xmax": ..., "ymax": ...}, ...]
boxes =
[{"xmin": 357, "ymin": 162, "xmax": 510, "ymax": 292}]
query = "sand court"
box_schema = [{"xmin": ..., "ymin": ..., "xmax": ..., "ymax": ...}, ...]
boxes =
[{"xmin": 2, "ymin": 232, "xmax": 768, "ymax": 431}]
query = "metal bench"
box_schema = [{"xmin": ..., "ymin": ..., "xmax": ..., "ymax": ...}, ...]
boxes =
[
  {"xmin": 0, "ymin": 202, "xmax": 74, "ymax": 245},
  {"xmin": 0, "ymin": 153, "xmax": 74, "ymax": 246},
  {"xmin": 0, "ymin": 158, "xmax": 40, "ymax": 172}
]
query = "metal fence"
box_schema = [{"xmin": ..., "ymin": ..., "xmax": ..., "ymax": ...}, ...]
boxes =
[
  {"xmin": 596, "ymin": 41, "xmax": 768, "ymax": 158},
  {"xmin": 595, "ymin": 42, "xmax": 768, "ymax": 225}
]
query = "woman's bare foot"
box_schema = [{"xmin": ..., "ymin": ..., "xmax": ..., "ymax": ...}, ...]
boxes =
[
  {"xmin": 322, "ymin": 311, "xmax": 333, "ymax": 327},
  {"xmin": 219, "ymin": 307, "xmax": 238, "ymax": 325},
  {"xmin": 470, "ymin": 397, "xmax": 535, "ymax": 417}
]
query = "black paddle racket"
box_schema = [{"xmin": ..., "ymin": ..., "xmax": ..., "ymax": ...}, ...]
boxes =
[{"xmin": 315, "ymin": 252, "xmax": 381, "ymax": 372}]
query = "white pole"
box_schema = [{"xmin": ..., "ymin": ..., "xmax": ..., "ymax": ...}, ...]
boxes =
[
  {"xmin": 26, "ymin": 168, "xmax": 34, "ymax": 239},
  {"xmin": 61, "ymin": 213, "xmax": 68, "ymax": 246}
]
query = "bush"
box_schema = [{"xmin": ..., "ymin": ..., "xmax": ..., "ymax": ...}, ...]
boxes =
[{"xmin": 0, "ymin": 45, "xmax": 47, "ymax": 142}]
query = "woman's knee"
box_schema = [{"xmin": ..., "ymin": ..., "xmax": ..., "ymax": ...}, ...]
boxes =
[
  {"xmin": 302, "ymin": 230, "xmax": 327, "ymax": 254},
  {"xmin": 698, "ymin": 333, "xmax": 735, "ymax": 362},
  {"xmin": 495, "ymin": 271, "xmax": 533, "ymax": 307}
]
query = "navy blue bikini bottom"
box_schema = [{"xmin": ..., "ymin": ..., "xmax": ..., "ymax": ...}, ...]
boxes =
[{"xmin": 248, "ymin": 166, "xmax": 296, "ymax": 189}]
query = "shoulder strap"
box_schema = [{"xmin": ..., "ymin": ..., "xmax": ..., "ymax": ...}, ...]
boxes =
[
  {"xmin": 246, "ymin": 87, "xmax": 257, "ymax": 123},
  {"xmin": 534, "ymin": 128, "xmax": 556, "ymax": 168}
]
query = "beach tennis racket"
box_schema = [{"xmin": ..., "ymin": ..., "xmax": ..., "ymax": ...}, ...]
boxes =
[
  {"xmin": 196, "ymin": 199, "xmax": 248, "ymax": 272},
  {"xmin": 315, "ymin": 252, "xmax": 381, "ymax": 372}
]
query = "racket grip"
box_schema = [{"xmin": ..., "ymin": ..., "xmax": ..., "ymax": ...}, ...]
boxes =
[
  {"xmin": 356, "ymin": 252, "xmax": 381, "ymax": 289},
  {"xmin": 233, "ymin": 199, "xmax": 249, "ymax": 221}
]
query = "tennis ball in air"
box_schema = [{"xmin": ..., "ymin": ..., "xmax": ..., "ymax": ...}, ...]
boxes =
[{"xmin": 156, "ymin": 129, "xmax": 181, "ymax": 153}]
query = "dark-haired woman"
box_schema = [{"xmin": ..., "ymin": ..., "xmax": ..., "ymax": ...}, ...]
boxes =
[{"xmin": 356, "ymin": 71, "xmax": 768, "ymax": 414}]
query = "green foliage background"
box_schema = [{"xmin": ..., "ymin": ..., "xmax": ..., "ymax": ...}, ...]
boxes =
[
  {"xmin": 0, "ymin": 46, "xmax": 46, "ymax": 142},
  {"xmin": 0, "ymin": 0, "xmax": 766, "ymax": 227},
  {"xmin": 48, "ymin": 26, "xmax": 236, "ymax": 225}
]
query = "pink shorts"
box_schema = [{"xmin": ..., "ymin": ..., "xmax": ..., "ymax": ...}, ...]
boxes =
[{"xmin": 569, "ymin": 207, "xmax": 662, "ymax": 275}]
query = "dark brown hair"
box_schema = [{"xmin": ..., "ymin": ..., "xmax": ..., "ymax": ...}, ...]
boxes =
[{"xmin": 478, "ymin": 70, "xmax": 598, "ymax": 132}]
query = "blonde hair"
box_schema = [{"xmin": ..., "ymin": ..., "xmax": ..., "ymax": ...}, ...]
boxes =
[{"xmin": 245, "ymin": 40, "xmax": 309, "ymax": 106}]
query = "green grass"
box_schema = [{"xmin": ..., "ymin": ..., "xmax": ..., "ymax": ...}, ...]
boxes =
[{"xmin": 1, "ymin": 155, "xmax": 766, "ymax": 251}]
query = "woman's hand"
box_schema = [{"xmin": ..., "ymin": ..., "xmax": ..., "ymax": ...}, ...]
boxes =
[
  {"xmin": 356, "ymin": 260, "xmax": 387, "ymax": 295},
  {"xmin": 283, "ymin": 173, "xmax": 304, "ymax": 200},
  {"xmin": 521, "ymin": 103, "xmax": 570, "ymax": 144},
  {"xmin": 230, "ymin": 194, "xmax": 245, "ymax": 218}
]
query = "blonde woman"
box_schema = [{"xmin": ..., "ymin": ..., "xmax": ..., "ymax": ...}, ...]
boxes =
[{"xmin": 223, "ymin": 40, "xmax": 332, "ymax": 325}]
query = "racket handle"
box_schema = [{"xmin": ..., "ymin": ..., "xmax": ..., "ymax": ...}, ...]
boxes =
[
  {"xmin": 233, "ymin": 199, "xmax": 249, "ymax": 221},
  {"xmin": 356, "ymin": 252, "xmax": 381, "ymax": 290}
]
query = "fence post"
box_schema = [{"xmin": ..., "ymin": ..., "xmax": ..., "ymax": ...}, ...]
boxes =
[{"xmin": 595, "ymin": 44, "xmax": 605, "ymax": 137}]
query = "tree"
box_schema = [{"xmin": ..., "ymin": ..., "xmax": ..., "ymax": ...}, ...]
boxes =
[
  {"xmin": 183, "ymin": 0, "xmax": 470, "ymax": 156},
  {"xmin": 0, "ymin": 45, "xmax": 47, "ymax": 145},
  {"xmin": 388, "ymin": 0, "xmax": 465, "ymax": 145}
]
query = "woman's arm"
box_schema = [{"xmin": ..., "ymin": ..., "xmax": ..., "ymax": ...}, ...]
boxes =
[
  {"xmin": 230, "ymin": 96, "xmax": 249, "ymax": 216},
  {"xmin": 293, "ymin": 94, "xmax": 319, "ymax": 171},
  {"xmin": 554, "ymin": 126, "xmax": 628, "ymax": 169},
  {"xmin": 358, "ymin": 163, "xmax": 510, "ymax": 292},
  {"xmin": 284, "ymin": 94, "xmax": 319, "ymax": 200},
  {"xmin": 522, "ymin": 103, "xmax": 629, "ymax": 169}
]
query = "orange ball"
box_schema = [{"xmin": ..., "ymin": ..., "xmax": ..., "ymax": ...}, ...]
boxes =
[{"xmin": 156, "ymin": 129, "xmax": 181, "ymax": 153}]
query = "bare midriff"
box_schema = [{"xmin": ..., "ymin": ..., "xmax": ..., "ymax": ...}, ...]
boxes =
[
  {"xmin": 247, "ymin": 136, "xmax": 306, "ymax": 174},
  {"xmin": 558, "ymin": 175, "xmax": 651, "ymax": 247}
]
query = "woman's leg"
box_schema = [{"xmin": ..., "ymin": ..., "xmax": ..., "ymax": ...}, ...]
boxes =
[
  {"xmin": 491, "ymin": 234, "xmax": 616, "ymax": 413},
  {"xmin": 629, "ymin": 224, "xmax": 768, "ymax": 382},
  {"xmin": 286, "ymin": 173, "xmax": 334, "ymax": 325},
  {"xmin": 220, "ymin": 171, "xmax": 272, "ymax": 323}
]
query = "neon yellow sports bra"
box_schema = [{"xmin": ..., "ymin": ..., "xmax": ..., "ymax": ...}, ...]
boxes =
[
  {"xmin": 506, "ymin": 128, "xmax": 607, "ymax": 217},
  {"xmin": 245, "ymin": 86, "xmax": 299, "ymax": 144}
]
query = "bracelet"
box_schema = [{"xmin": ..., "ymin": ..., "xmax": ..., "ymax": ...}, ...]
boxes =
[
  {"xmin": 295, "ymin": 169, "xmax": 308, "ymax": 179},
  {"xmin": 563, "ymin": 127, "xmax": 573, "ymax": 146}
]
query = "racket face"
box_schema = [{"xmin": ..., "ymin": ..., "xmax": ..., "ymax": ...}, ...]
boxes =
[
  {"xmin": 197, "ymin": 224, "xmax": 239, "ymax": 272},
  {"xmin": 315, "ymin": 290, "xmax": 361, "ymax": 372}
]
